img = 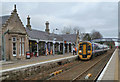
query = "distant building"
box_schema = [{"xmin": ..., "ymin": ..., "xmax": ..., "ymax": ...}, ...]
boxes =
[{"xmin": 0, "ymin": 5, "xmax": 79, "ymax": 61}]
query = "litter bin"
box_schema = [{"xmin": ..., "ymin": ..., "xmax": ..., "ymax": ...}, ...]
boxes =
[{"xmin": 26, "ymin": 51, "xmax": 31, "ymax": 59}]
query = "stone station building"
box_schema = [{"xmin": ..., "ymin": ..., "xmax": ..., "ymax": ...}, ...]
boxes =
[
  {"xmin": 0, "ymin": 5, "xmax": 79, "ymax": 61},
  {"xmin": 0, "ymin": 5, "xmax": 29, "ymax": 61}
]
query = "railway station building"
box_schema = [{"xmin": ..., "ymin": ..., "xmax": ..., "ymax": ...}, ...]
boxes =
[
  {"xmin": 0, "ymin": 5, "xmax": 79, "ymax": 61},
  {"xmin": 0, "ymin": 5, "xmax": 29, "ymax": 60}
]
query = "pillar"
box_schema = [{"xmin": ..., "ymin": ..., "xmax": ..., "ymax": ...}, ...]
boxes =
[
  {"xmin": 53, "ymin": 41, "xmax": 55, "ymax": 56},
  {"xmin": 71, "ymin": 43, "xmax": 73, "ymax": 53},
  {"xmin": 59, "ymin": 42, "xmax": 60, "ymax": 52},
  {"xmin": 48, "ymin": 42, "xmax": 50, "ymax": 53},
  {"xmin": 67, "ymin": 43, "xmax": 69, "ymax": 53},
  {"xmin": 63, "ymin": 41, "xmax": 65, "ymax": 55},
  {"xmin": 45, "ymin": 41, "xmax": 47, "ymax": 56},
  {"xmin": 36, "ymin": 40, "xmax": 39, "ymax": 57}
]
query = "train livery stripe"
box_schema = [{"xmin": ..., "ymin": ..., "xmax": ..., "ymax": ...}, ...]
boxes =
[{"xmin": 83, "ymin": 44, "xmax": 86, "ymax": 55}]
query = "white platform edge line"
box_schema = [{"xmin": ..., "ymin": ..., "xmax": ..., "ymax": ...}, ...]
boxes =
[
  {"xmin": 97, "ymin": 48, "xmax": 117, "ymax": 81},
  {"xmin": 0, "ymin": 55, "xmax": 78, "ymax": 73}
]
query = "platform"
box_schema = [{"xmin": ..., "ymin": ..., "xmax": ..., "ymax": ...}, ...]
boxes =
[
  {"xmin": 97, "ymin": 48, "xmax": 119, "ymax": 81},
  {"xmin": 0, "ymin": 53, "xmax": 77, "ymax": 73}
]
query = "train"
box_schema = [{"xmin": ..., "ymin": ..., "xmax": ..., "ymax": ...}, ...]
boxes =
[{"xmin": 78, "ymin": 41, "xmax": 110, "ymax": 60}]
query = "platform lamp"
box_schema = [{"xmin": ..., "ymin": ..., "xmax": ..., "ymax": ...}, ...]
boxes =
[{"xmin": 53, "ymin": 28, "xmax": 59, "ymax": 34}]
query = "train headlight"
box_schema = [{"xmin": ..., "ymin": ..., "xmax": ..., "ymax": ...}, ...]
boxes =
[
  {"xmin": 79, "ymin": 50, "xmax": 82, "ymax": 53},
  {"xmin": 88, "ymin": 51, "xmax": 90, "ymax": 53}
]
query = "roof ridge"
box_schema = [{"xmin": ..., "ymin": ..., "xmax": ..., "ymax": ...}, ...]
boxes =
[{"xmin": 0, "ymin": 15, "xmax": 10, "ymax": 17}]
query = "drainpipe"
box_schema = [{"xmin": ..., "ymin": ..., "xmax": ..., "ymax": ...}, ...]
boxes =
[{"xmin": 2, "ymin": 30, "xmax": 9, "ymax": 61}]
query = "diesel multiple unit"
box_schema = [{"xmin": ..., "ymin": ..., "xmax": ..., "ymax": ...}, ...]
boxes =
[{"xmin": 78, "ymin": 41, "xmax": 109, "ymax": 60}]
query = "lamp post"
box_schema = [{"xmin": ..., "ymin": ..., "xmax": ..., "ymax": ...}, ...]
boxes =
[
  {"xmin": 52, "ymin": 28, "xmax": 58, "ymax": 56},
  {"xmin": 53, "ymin": 28, "xmax": 59, "ymax": 34},
  {"xmin": 53, "ymin": 40, "xmax": 55, "ymax": 56}
]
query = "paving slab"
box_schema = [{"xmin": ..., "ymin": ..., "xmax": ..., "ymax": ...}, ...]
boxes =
[
  {"xmin": 0, "ymin": 53, "xmax": 77, "ymax": 71},
  {"xmin": 118, "ymin": 49, "xmax": 120, "ymax": 82},
  {"xmin": 97, "ymin": 48, "xmax": 119, "ymax": 81}
]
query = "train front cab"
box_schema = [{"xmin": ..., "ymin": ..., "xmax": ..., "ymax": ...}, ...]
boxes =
[{"xmin": 78, "ymin": 42, "xmax": 93, "ymax": 60}]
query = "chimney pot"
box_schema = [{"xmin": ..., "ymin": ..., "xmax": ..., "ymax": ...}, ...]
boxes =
[
  {"xmin": 26, "ymin": 15, "xmax": 32, "ymax": 30},
  {"xmin": 45, "ymin": 21, "xmax": 50, "ymax": 34}
]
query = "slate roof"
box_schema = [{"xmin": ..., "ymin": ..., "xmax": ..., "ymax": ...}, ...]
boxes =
[
  {"xmin": 60, "ymin": 34, "xmax": 77, "ymax": 42},
  {"xmin": 26, "ymin": 28, "xmax": 63, "ymax": 41},
  {"xmin": 0, "ymin": 15, "xmax": 77, "ymax": 42},
  {"xmin": 0, "ymin": 15, "xmax": 10, "ymax": 27}
]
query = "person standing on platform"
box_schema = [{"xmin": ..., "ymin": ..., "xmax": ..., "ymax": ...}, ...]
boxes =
[
  {"xmin": 75, "ymin": 47, "xmax": 77, "ymax": 55},
  {"xmin": 73, "ymin": 47, "xmax": 75, "ymax": 55}
]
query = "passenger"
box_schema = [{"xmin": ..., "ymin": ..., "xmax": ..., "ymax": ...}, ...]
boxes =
[
  {"xmin": 47, "ymin": 49, "xmax": 49, "ymax": 55},
  {"xmin": 50, "ymin": 49, "xmax": 53, "ymax": 55},
  {"xmin": 75, "ymin": 47, "xmax": 77, "ymax": 55},
  {"xmin": 73, "ymin": 47, "xmax": 75, "ymax": 55}
]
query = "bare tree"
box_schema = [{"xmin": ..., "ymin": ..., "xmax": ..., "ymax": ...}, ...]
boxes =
[
  {"xmin": 73, "ymin": 26, "xmax": 79, "ymax": 34},
  {"xmin": 82, "ymin": 33, "xmax": 91, "ymax": 41},
  {"xmin": 61, "ymin": 25, "xmax": 85, "ymax": 35},
  {"xmin": 61, "ymin": 26, "xmax": 73, "ymax": 34},
  {"xmin": 91, "ymin": 30, "xmax": 103, "ymax": 40},
  {"xmin": 61, "ymin": 25, "xmax": 86, "ymax": 41}
]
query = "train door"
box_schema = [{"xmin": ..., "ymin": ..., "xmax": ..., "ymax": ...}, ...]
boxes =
[{"xmin": 79, "ymin": 42, "xmax": 88, "ymax": 58}]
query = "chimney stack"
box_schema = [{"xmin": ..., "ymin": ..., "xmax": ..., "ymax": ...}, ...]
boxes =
[
  {"xmin": 45, "ymin": 21, "xmax": 50, "ymax": 34},
  {"xmin": 26, "ymin": 15, "xmax": 32, "ymax": 30}
]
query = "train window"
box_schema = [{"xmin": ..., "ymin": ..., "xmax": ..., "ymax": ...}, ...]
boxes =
[
  {"xmin": 87, "ymin": 53, "xmax": 90, "ymax": 55},
  {"xmin": 96, "ymin": 47, "xmax": 100, "ymax": 50},
  {"xmin": 79, "ymin": 45, "xmax": 82, "ymax": 50},
  {"xmin": 88, "ymin": 45, "xmax": 91, "ymax": 50}
]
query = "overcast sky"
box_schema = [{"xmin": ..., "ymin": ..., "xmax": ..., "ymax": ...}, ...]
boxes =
[{"xmin": 1, "ymin": 2, "xmax": 118, "ymax": 38}]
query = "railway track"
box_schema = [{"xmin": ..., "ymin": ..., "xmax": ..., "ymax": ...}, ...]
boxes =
[
  {"xmin": 48, "ymin": 49, "xmax": 114, "ymax": 80},
  {"xmin": 25, "ymin": 49, "xmax": 114, "ymax": 80},
  {"xmin": 24, "ymin": 58, "xmax": 81, "ymax": 80},
  {"xmin": 72, "ymin": 50, "xmax": 112, "ymax": 81}
]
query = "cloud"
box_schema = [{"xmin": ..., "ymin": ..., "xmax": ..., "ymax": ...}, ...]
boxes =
[{"xmin": 1, "ymin": 2, "xmax": 118, "ymax": 38}]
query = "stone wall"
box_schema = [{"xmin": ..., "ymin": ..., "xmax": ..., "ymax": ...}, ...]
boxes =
[{"xmin": 1, "ymin": 56, "xmax": 78, "ymax": 80}]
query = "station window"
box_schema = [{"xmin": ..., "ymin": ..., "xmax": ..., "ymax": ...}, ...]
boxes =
[
  {"xmin": 12, "ymin": 37, "xmax": 17, "ymax": 56},
  {"xmin": 79, "ymin": 45, "xmax": 82, "ymax": 50},
  {"xmin": 19, "ymin": 38, "xmax": 21, "ymax": 56},
  {"xmin": 19, "ymin": 37, "xmax": 25, "ymax": 56},
  {"xmin": 12, "ymin": 37, "xmax": 16, "ymax": 42},
  {"xmin": 22, "ymin": 38, "xmax": 24, "ymax": 42},
  {"xmin": 22, "ymin": 43, "xmax": 24, "ymax": 56},
  {"xmin": 88, "ymin": 45, "xmax": 91, "ymax": 50}
]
